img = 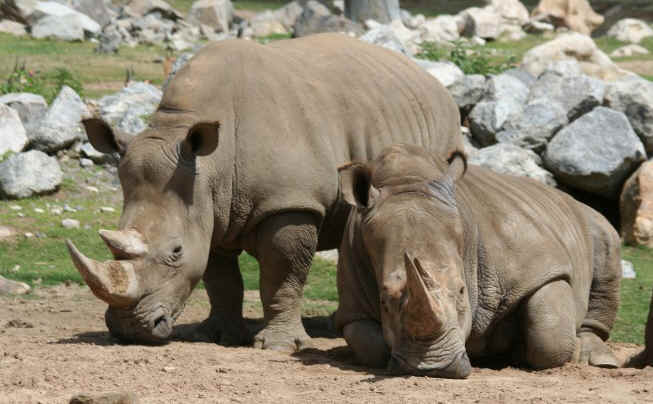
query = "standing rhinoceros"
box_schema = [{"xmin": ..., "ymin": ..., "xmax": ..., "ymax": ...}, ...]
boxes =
[
  {"xmin": 66, "ymin": 34, "xmax": 463, "ymax": 349},
  {"xmin": 335, "ymin": 144, "xmax": 621, "ymax": 377}
]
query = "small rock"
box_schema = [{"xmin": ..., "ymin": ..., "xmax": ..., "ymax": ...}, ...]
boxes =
[
  {"xmin": 5, "ymin": 319, "xmax": 33, "ymax": 328},
  {"xmin": 69, "ymin": 392, "xmax": 139, "ymax": 404},
  {"xmin": 50, "ymin": 207, "xmax": 63, "ymax": 215},
  {"xmin": 622, "ymin": 259, "xmax": 636, "ymax": 279},
  {"xmin": 85, "ymin": 186, "xmax": 99, "ymax": 193},
  {"xmin": 611, "ymin": 44, "xmax": 650, "ymax": 58},
  {"xmin": 10, "ymin": 265, "xmax": 20, "ymax": 273},
  {"xmin": 34, "ymin": 208, "xmax": 44, "ymax": 214},
  {"xmin": 162, "ymin": 366, "xmax": 176, "ymax": 372},
  {"xmin": 64, "ymin": 204, "xmax": 77, "ymax": 212},
  {"xmin": 0, "ymin": 275, "xmax": 30, "ymax": 295},
  {"xmin": 80, "ymin": 158, "xmax": 94, "ymax": 168},
  {"xmin": 412, "ymin": 59, "xmax": 464, "ymax": 87},
  {"xmin": 0, "ymin": 225, "xmax": 17, "ymax": 240},
  {"xmin": 100, "ymin": 206, "xmax": 116, "ymax": 213},
  {"xmin": 9, "ymin": 205, "xmax": 21, "ymax": 210},
  {"xmin": 24, "ymin": 232, "xmax": 34, "ymax": 238},
  {"xmin": 607, "ymin": 18, "xmax": 653, "ymax": 44},
  {"xmin": 62, "ymin": 218, "xmax": 80, "ymax": 229}
]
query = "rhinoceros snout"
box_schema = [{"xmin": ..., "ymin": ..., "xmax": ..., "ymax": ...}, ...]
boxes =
[
  {"xmin": 389, "ymin": 351, "xmax": 471, "ymax": 379},
  {"xmin": 105, "ymin": 306, "xmax": 172, "ymax": 345}
]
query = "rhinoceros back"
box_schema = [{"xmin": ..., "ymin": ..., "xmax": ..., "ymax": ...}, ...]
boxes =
[{"xmin": 159, "ymin": 34, "xmax": 462, "ymax": 238}]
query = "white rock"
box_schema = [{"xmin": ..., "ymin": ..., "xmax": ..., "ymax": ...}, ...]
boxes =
[
  {"xmin": 0, "ymin": 19, "xmax": 27, "ymax": 36},
  {"xmin": 0, "ymin": 275, "xmax": 31, "ymax": 295},
  {"xmin": 0, "ymin": 104, "xmax": 28, "ymax": 155},
  {"xmin": 79, "ymin": 158, "xmax": 94, "ymax": 167},
  {"xmin": 622, "ymin": 259, "xmax": 636, "ymax": 279},
  {"xmin": 30, "ymin": 1, "xmax": 100, "ymax": 35},
  {"xmin": 0, "ymin": 151, "xmax": 62, "ymax": 199},
  {"xmin": 412, "ymin": 59, "xmax": 464, "ymax": 87},
  {"xmin": 607, "ymin": 18, "xmax": 653, "ymax": 44},
  {"xmin": 100, "ymin": 206, "xmax": 115, "ymax": 213},
  {"xmin": 61, "ymin": 218, "xmax": 80, "ymax": 229},
  {"xmin": 610, "ymin": 44, "xmax": 650, "ymax": 58}
]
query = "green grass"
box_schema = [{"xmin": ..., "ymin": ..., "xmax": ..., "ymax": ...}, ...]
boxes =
[
  {"xmin": 613, "ymin": 245, "xmax": 653, "ymax": 344},
  {"xmin": 234, "ymin": 0, "xmax": 289, "ymax": 12}
]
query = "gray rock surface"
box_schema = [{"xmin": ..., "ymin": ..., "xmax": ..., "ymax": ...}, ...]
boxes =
[
  {"xmin": 294, "ymin": 0, "xmax": 362, "ymax": 37},
  {"xmin": 0, "ymin": 104, "xmax": 28, "ymax": 155},
  {"xmin": 30, "ymin": 1, "xmax": 100, "ymax": 35},
  {"xmin": 0, "ymin": 150, "xmax": 63, "ymax": 198},
  {"xmin": 31, "ymin": 13, "xmax": 85, "ymax": 40},
  {"xmin": 419, "ymin": 14, "xmax": 461, "ymax": 43},
  {"xmin": 188, "ymin": 0, "xmax": 232, "ymax": 33},
  {"xmin": 97, "ymin": 81, "xmax": 162, "ymax": 136},
  {"xmin": 360, "ymin": 24, "xmax": 407, "ymax": 55},
  {"xmin": 79, "ymin": 142, "xmax": 109, "ymax": 163},
  {"xmin": 528, "ymin": 71, "xmax": 605, "ymax": 121},
  {"xmin": 459, "ymin": 6, "xmax": 501, "ymax": 39},
  {"xmin": 123, "ymin": 0, "xmax": 182, "ymax": 20},
  {"xmin": 468, "ymin": 72, "xmax": 530, "ymax": 146},
  {"xmin": 345, "ymin": 0, "xmax": 400, "ymax": 24},
  {"xmin": 30, "ymin": 86, "xmax": 89, "ymax": 152},
  {"xmin": 604, "ymin": 76, "xmax": 653, "ymax": 155},
  {"xmin": 0, "ymin": 19, "xmax": 26, "ymax": 35},
  {"xmin": 501, "ymin": 68, "xmax": 535, "ymax": 87},
  {"xmin": 447, "ymin": 74, "xmax": 486, "ymax": 111},
  {"xmin": 67, "ymin": 0, "xmax": 115, "ymax": 27},
  {"xmin": 0, "ymin": 92, "xmax": 48, "ymax": 135},
  {"xmin": 544, "ymin": 107, "xmax": 645, "ymax": 198},
  {"xmin": 470, "ymin": 143, "xmax": 556, "ymax": 186},
  {"xmin": 412, "ymin": 59, "xmax": 463, "ymax": 87},
  {"xmin": 496, "ymin": 99, "xmax": 567, "ymax": 153}
]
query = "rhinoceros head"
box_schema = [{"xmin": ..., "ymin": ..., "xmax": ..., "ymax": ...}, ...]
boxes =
[
  {"xmin": 66, "ymin": 118, "xmax": 220, "ymax": 344},
  {"xmin": 340, "ymin": 151, "xmax": 472, "ymax": 378}
]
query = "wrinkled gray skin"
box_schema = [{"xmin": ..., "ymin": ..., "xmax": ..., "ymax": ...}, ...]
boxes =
[
  {"xmin": 66, "ymin": 34, "xmax": 462, "ymax": 348},
  {"xmin": 335, "ymin": 144, "xmax": 621, "ymax": 378}
]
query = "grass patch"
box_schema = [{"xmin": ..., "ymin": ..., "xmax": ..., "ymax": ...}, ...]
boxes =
[
  {"xmin": 234, "ymin": 0, "xmax": 289, "ymax": 12},
  {"xmin": 0, "ymin": 33, "xmax": 168, "ymax": 100},
  {"xmin": 417, "ymin": 40, "xmax": 519, "ymax": 75},
  {"xmin": 613, "ymin": 245, "xmax": 653, "ymax": 345}
]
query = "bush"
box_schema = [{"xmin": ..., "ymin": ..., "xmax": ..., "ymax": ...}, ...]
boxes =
[
  {"xmin": 417, "ymin": 41, "xmax": 517, "ymax": 76},
  {"xmin": 0, "ymin": 61, "xmax": 84, "ymax": 103}
]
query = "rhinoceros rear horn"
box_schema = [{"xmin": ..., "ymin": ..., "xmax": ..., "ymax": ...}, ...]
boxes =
[
  {"xmin": 66, "ymin": 240, "xmax": 142, "ymax": 308},
  {"xmin": 99, "ymin": 229, "xmax": 148, "ymax": 259},
  {"xmin": 403, "ymin": 253, "xmax": 444, "ymax": 337}
]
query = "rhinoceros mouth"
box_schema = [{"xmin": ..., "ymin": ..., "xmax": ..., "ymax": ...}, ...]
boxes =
[{"xmin": 389, "ymin": 350, "xmax": 471, "ymax": 379}]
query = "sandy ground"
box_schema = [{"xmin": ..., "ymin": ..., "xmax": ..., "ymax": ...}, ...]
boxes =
[{"xmin": 1, "ymin": 285, "xmax": 653, "ymax": 404}]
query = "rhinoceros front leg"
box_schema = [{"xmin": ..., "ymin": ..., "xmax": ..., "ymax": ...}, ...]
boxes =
[
  {"xmin": 194, "ymin": 251, "xmax": 252, "ymax": 346},
  {"xmin": 252, "ymin": 212, "xmax": 317, "ymax": 351},
  {"xmin": 522, "ymin": 280, "xmax": 578, "ymax": 369},
  {"xmin": 343, "ymin": 320, "xmax": 390, "ymax": 368}
]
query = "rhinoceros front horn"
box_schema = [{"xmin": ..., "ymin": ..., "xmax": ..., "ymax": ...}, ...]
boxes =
[
  {"xmin": 66, "ymin": 240, "xmax": 142, "ymax": 308},
  {"xmin": 403, "ymin": 253, "xmax": 444, "ymax": 337}
]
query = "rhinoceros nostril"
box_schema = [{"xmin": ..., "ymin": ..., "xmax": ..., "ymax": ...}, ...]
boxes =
[{"xmin": 154, "ymin": 315, "xmax": 166, "ymax": 328}]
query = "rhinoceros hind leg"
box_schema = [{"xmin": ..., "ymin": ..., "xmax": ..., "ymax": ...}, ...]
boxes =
[
  {"xmin": 522, "ymin": 280, "xmax": 577, "ymax": 370},
  {"xmin": 251, "ymin": 212, "xmax": 318, "ymax": 352},
  {"xmin": 577, "ymin": 331, "xmax": 618, "ymax": 368},
  {"xmin": 193, "ymin": 251, "xmax": 252, "ymax": 346},
  {"xmin": 343, "ymin": 320, "xmax": 390, "ymax": 368}
]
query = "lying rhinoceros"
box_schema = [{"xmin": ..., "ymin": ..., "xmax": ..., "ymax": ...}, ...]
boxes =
[
  {"xmin": 66, "ymin": 34, "xmax": 463, "ymax": 349},
  {"xmin": 335, "ymin": 144, "xmax": 621, "ymax": 377}
]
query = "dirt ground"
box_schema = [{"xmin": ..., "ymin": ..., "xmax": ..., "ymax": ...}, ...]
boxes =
[{"xmin": 1, "ymin": 285, "xmax": 652, "ymax": 404}]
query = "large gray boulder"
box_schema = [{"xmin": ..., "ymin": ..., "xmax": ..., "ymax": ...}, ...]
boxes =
[
  {"xmin": 544, "ymin": 107, "xmax": 646, "ymax": 198},
  {"xmin": 31, "ymin": 13, "xmax": 85, "ymax": 40},
  {"xmin": 345, "ymin": 0, "xmax": 399, "ymax": 25},
  {"xmin": 604, "ymin": 76, "xmax": 653, "ymax": 155},
  {"xmin": 468, "ymin": 72, "xmax": 530, "ymax": 146},
  {"xmin": 67, "ymin": 0, "xmax": 115, "ymax": 27},
  {"xmin": 294, "ymin": 0, "xmax": 362, "ymax": 37},
  {"xmin": 470, "ymin": 143, "xmax": 556, "ymax": 187},
  {"xmin": 447, "ymin": 74, "xmax": 486, "ymax": 113},
  {"xmin": 97, "ymin": 81, "xmax": 162, "ymax": 136},
  {"xmin": 0, "ymin": 104, "xmax": 28, "ymax": 155},
  {"xmin": 459, "ymin": 6, "xmax": 501, "ymax": 39},
  {"xmin": 496, "ymin": 98, "xmax": 567, "ymax": 153},
  {"xmin": 30, "ymin": 1, "xmax": 100, "ymax": 35},
  {"xmin": 30, "ymin": 86, "xmax": 89, "ymax": 152},
  {"xmin": 0, "ymin": 92, "xmax": 47, "ymax": 136},
  {"xmin": 0, "ymin": 150, "xmax": 63, "ymax": 198},
  {"xmin": 527, "ymin": 71, "xmax": 605, "ymax": 121},
  {"xmin": 123, "ymin": 0, "xmax": 182, "ymax": 20},
  {"xmin": 188, "ymin": 0, "xmax": 232, "ymax": 34},
  {"xmin": 419, "ymin": 15, "xmax": 461, "ymax": 43}
]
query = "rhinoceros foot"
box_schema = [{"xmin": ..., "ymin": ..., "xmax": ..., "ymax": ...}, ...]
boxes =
[
  {"xmin": 253, "ymin": 324, "xmax": 312, "ymax": 352},
  {"xmin": 577, "ymin": 332, "xmax": 619, "ymax": 368},
  {"xmin": 188, "ymin": 317, "xmax": 252, "ymax": 346}
]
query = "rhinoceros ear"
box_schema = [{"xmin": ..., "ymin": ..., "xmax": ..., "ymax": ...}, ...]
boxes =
[
  {"xmin": 82, "ymin": 118, "xmax": 130, "ymax": 156},
  {"xmin": 338, "ymin": 162, "xmax": 379, "ymax": 209},
  {"xmin": 183, "ymin": 121, "xmax": 220, "ymax": 157}
]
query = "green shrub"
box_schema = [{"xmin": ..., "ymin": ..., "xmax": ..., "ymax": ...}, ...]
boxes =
[
  {"xmin": 417, "ymin": 41, "xmax": 517, "ymax": 76},
  {"xmin": 1, "ymin": 61, "xmax": 84, "ymax": 103}
]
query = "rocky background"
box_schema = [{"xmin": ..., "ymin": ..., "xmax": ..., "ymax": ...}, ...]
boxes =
[{"xmin": 2, "ymin": 0, "xmax": 653, "ymax": 286}]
